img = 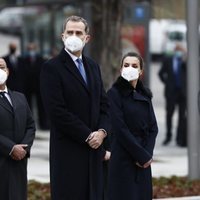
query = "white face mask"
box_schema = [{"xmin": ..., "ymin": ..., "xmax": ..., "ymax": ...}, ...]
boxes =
[
  {"xmin": 174, "ymin": 50, "xmax": 183, "ymax": 58},
  {"xmin": 29, "ymin": 50, "xmax": 36, "ymax": 57},
  {"xmin": 0, "ymin": 69, "xmax": 8, "ymax": 85},
  {"xmin": 64, "ymin": 36, "xmax": 85, "ymax": 52},
  {"xmin": 121, "ymin": 66, "xmax": 139, "ymax": 81}
]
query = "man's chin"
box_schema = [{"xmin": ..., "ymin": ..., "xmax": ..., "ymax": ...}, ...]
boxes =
[
  {"xmin": 68, "ymin": 49, "xmax": 81, "ymax": 55},
  {"xmin": 71, "ymin": 49, "xmax": 80, "ymax": 53}
]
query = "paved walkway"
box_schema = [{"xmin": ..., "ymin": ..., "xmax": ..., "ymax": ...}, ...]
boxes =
[{"xmin": 155, "ymin": 197, "xmax": 200, "ymax": 200}]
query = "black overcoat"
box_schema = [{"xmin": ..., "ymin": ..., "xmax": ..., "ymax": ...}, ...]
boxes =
[
  {"xmin": 107, "ymin": 77, "xmax": 158, "ymax": 200},
  {"xmin": 40, "ymin": 49, "xmax": 110, "ymax": 200},
  {"xmin": 3, "ymin": 55, "xmax": 25, "ymax": 92},
  {"xmin": 0, "ymin": 90, "xmax": 35, "ymax": 200}
]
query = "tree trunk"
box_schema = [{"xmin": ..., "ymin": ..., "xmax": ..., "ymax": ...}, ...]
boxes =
[{"xmin": 90, "ymin": 0, "xmax": 123, "ymax": 89}]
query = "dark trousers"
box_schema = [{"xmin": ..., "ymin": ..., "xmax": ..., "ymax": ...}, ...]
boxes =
[
  {"xmin": 165, "ymin": 89, "xmax": 187, "ymax": 145},
  {"xmin": 25, "ymin": 89, "xmax": 49, "ymax": 130}
]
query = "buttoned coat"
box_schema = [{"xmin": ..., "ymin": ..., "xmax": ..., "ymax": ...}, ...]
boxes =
[
  {"xmin": 0, "ymin": 90, "xmax": 35, "ymax": 200},
  {"xmin": 40, "ymin": 49, "xmax": 110, "ymax": 200},
  {"xmin": 107, "ymin": 77, "xmax": 158, "ymax": 200}
]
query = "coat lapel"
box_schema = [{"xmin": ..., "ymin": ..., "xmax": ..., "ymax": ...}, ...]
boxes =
[
  {"xmin": 8, "ymin": 90, "xmax": 17, "ymax": 112},
  {"xmin": 59, "ymin": 49, "xmax": 90, "ymax": 92},
  {"xmin": 114, "ymin": 76, "xmax": 150, "ymax": 102},
  {"xmin": 133, "ymin": 91, "xmax": 149, "ymax": 102},
  {"xmin": 0, "ymin": 97, "xmax": 12, "ymax": 113},
  {"xmin": 82, "ymin": 55, "xmax": 94, "ymax": 93},
  {"xmin": 0, "ymin": 91, "xmax": 13, "ymax": 113}
]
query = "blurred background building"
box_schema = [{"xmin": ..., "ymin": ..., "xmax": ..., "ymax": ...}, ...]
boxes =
[
  {"xmin": 0, "ymin": 0, "xmax": 195, "ymax": 88},
  {"xmin": 0, "ymin": 0, "xmax": 194, "ymax": 60}
]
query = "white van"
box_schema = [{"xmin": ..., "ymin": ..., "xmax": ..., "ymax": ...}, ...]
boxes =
[
  {"xmin": 162, "ymin": 20, "xmax": 187, "ymax": 55},
  {"xmin": 149, "ymin": 19, "xmax": 169, "ymax": 56},
  {"xmin": 149, "ymin": 19, "xmax": 187, "ymax": 57}
]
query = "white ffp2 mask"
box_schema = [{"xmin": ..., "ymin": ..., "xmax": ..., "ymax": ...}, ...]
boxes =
[
  {"xmin": 0, "ymin": 69, "xmax": 8, "ymax": 85},
  {"xmin": 121, "ymin": 66, "xmax": 139, "ymax": 81},
  {"xmin": 64, "ymin": 36, "xmax": 84, "ymax": 52}
]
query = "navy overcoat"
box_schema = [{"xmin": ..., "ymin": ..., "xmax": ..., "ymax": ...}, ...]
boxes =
[
  {"xmin": 107, "ymin": 77, "xmax": 158, "ymax": 200},
  {"xmin": 40, "ymin": 49, "xmax": 110, "ymax": 200}
]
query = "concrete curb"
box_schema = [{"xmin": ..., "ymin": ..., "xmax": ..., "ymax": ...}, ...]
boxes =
[{"xmin": 154, "ymin": 196, "xmax": 200, "ymax": 200}]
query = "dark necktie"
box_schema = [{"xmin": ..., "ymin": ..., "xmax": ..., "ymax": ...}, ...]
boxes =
[
  {"xmin": 76, "ymin": 58, "xmax": 87, "ymax": 84},
  {"xmin": 10, "ymin": 55, "xmax": 17, "ymax": 68},
  {"xmin": 0, "ymin": 92, "xmax": 12, "ymax": 108},
  {"xmin": 174, "ymin": 57, "xmax": 181, "ymax": 88}
]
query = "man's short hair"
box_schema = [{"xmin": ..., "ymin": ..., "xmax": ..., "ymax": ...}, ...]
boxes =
[{"xmin": 63, "ymin": 15, "xmax": 89, "ymax": 34}]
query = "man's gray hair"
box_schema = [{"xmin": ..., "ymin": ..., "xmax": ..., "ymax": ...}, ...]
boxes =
[{"xmin": 63, "ymin": 15, "xmax": 89, "ymax": 34}]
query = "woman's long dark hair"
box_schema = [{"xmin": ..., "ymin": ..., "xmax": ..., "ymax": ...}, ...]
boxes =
[{"xmin": 121, "ymin": 52, "xmax": 144, "ymax": 69}]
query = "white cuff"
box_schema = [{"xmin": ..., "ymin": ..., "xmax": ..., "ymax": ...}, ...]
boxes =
[
  {"xmin": 85, "ymin": 133, "xmax": 92, "ymax": 142},
  {"xmin": 9, "ymin": 145, "xmax": 15, "ymax": 156},
  {"xmin": 98, "ymin": 129, "xmax": 107, "ymax": 137}
]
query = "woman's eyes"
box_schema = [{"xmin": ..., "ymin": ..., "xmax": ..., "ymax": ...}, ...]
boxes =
[{"xmin": 124, "ymin": 64, "xmax": 138, "ymax": 68}]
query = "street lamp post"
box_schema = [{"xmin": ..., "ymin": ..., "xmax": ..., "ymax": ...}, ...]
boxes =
[{"xmin": 186, "ymin": 0, "xmax": 200, "ymax": 179}]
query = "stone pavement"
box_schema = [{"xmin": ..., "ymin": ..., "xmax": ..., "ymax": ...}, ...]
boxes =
[
  {"xmin": 155, "ymin": 197, "xmax": 200, "ymax": 200},
  {"xmin": 27, "ymin": 130, "xmax": 50, "ymax": 182}
]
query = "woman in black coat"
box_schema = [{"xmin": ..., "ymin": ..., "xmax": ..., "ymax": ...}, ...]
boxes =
[{"xmin": 107, "ymin": 52, "xmax": 158, "ymax": 200}]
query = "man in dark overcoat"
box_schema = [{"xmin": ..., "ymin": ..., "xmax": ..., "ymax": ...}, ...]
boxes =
[
  {"xmin": 3, "ymin": 42, "xmax": 24, "ymax": 92},
  {"xmin": 0, "ymin": 58, "xmax": 35, "ymax": 200},
  {"xmin": 22, "ymin": 42, "xmax": 48, "ymax": 129},
  {"xmin": 40, "ymin": 16, "xmax": 110, "ymax": 200},
  {"xmin": 158, "ymin": 44, "xmax": 187, "ymax": 146}
]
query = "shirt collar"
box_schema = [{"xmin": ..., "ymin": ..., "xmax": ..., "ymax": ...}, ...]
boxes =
[{"xmin": 64, "ymin": 48, "xmax": 82, "ymax": 62}]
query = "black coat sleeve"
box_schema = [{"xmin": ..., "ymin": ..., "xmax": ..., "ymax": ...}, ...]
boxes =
[
  {"xmin": 144, "ymin": 100, "xmax": 158, "ymax": 156},
  {"xmin": 158, "ymin": 57, "xmax": 168, "ymax": 83},
  {"xmin": 96, "ymin": 63, "xmax": 111, "ymax": 133},
  {"xmin": 0, "ymin": 135, "xmax": 15, "ymax": 157},
  {"xmin": 20, "ymin": 94, "xmax": 36, "ymax": 157}
]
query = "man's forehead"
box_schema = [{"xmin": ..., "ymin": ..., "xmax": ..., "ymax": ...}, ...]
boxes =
[{"xmin": 65, "ymin": 21, "xmax": 85, "ymax": 30}]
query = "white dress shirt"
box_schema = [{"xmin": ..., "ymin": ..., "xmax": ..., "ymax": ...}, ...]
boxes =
[{"xmin": 0, "ymin": 86, "xmax": 13, "ymax": 106}]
